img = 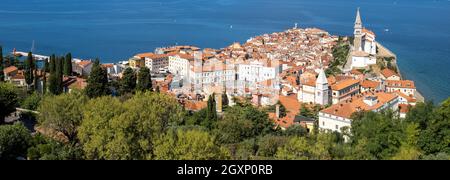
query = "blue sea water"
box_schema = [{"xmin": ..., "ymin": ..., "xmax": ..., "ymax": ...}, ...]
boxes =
[{"xmin": 0, "ymin": 0, "xmax": 449, "ymax": 102}]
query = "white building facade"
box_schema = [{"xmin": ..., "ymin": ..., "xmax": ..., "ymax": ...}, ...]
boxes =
[
  {"xmin": 351, "ymin": 8, "xmax": 377, "ymax": 69},
  {"xmin": 318, "ymin": 93, "xmax": 400, "ymax": 133}
]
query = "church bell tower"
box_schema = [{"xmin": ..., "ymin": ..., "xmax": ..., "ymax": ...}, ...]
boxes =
[{"xmin": 354, "ymin": 8, "xmax": 363, "ymax": 51}]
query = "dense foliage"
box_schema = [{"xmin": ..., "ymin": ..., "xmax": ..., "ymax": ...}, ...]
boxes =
[
  {"xmin": 0, "ymin": 83, "xmax": 19, "ymax": 124},
  {"xmin": 0, "ymin": 76, "xmax": 449, "ymax": 160}
]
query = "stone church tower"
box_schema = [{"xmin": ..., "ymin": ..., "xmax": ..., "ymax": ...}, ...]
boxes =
[
  {"xmin": 315, "ymin": 68, "xmax": 330, "ymax": 105},
  {"xmin": 354, "ymin": 8, "xmax": 363, "ymax": 51}
]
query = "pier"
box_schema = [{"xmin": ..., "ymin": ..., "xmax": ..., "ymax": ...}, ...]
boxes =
[{"xmin": 12, "ymin": 51, "xmax": 85, "ymax": 62}]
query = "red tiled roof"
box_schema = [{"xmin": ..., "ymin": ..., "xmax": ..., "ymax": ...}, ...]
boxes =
[
  {"xmin": 321, "ymin": 92, "xmax": 398, "ymax": 119},
  {"xmin": 184, "ymin": 100, "xmax": 207, "ymax": 111},
  {"xmin": 4, "ymin": 66, "xmax": 18, "ymax": 74},
  {"xmin": 331, "ymin": 79, "xmax": 360, "ymax": 91},
  {"xmin": 77, "ymin": 61, "xmax": 92, "ymax": 68},
  {"xmin": 363, "ymin": 28, "xmax": 376, "ymax": 37},
  {"xmin": 381, "ymin": 69, "xmax": 399, "ymax": 78},
  {"xmin": 399, "ymin": 104, "xmax": 411, "ymax": 114},
  {"xmin": 386, "ymin": 80, "xmax": 416, "ymax": 89},
  {"xmin": 360, "ymin": 80, "xmax": 380, "ymax": 89}
]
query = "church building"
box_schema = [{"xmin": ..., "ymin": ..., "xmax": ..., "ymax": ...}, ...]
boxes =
[
  {"xmin": 351, "ymin": 8, "xmax": 377, "ymax": 69},
  {"xmin": 297, "ymin": 68, "xmax": 330, "ymax": 106}
]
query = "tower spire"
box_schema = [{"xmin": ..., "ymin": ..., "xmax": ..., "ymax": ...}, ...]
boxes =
[{"xmin": 355, "ymin": 7, "xmax": 362, "ymax": 29}]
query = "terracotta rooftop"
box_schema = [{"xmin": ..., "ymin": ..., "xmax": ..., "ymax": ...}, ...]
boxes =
[
  {"xmin": 362, "ymin": 28, "xmax": 376, "ymax": 37},
  {"xmin": 399, "ymin": 104, "xmax": 411, "ymax": 114},
  {"xmin": 3, "ymin": 66, "xmax": 18, "ymax": 74},
  {"xmin": 77, "ymin": 61, "xmax": 92, "ymax": 68},
  {"xmin": 270, "ymin": 94, "xmax": 302, "ymax": 128},
  {"xmin": 381, "ymin": 69, "xmax": 399, "ymax": 78},
  {"xmin": 360, "ymin": 80, "xmax": 380, "ymax": 89},
  {"xmin": 321, "ymin": 92, "xmax": 398, "ymax": 119},
  {"xmin": 101, "ymin": 63, "xmax": 114, "ymax": 68},
  {"xmin": 331, "ymin": 79, "xmax": 360, "ymax": 91},
  {"xmin": 395, "ymin": 91, "xmax": 417, "ymax": 103},
  {"xmin": 386, "ymin": 80, "xmax": 416, "ymax": 89},
  {"xmin": 184, "ymin": 100, "xmax": 207, "ymax": 111}
]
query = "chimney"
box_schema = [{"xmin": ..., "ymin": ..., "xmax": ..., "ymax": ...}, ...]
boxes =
[
  {"xmin": 217, "ymin": 94, "xmax": 223, "ymax": 113},
  {"xmin": 276, "ymin": 104, "xmax": 280, "ymax": 119}
]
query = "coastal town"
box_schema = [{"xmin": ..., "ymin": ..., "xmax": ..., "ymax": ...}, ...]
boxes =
[{"xmin": 2, "ymin": 8, "xmax": 422, "ymax": 134}]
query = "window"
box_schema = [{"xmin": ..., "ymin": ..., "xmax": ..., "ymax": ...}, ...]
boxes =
[
  {"xmin": 336, "ymin": 125, "xmax": 339, "ymax": 130},
  {"xmin": 322, "ymin": 121, "xmax": 325, "ymax": 126}
]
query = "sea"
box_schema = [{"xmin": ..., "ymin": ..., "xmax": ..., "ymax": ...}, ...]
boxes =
[{"xmin": 0, "ymin": 0, "xmax": 449, "ymax": 102}]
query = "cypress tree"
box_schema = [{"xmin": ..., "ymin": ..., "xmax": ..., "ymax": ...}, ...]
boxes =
[
  {"xmin": 203, "ymin": 94, "xmax": 217, "ymax": 129},
  {"xmin": 33, "ymin": 63, "xmax": 39, "ymax": 92},
  {"xmin": 64, "ymin": 53, "xmax": 72, "ymax": 76},
  {"xmin": 48, "ymin": 55, "xmax": 57, "ymax": 94},
  {"xmin": 137, "ymin": 67, "xmax": 152, "ymax": 92},
  {"xmin": 0, "ymin": 46, "xmax": 4, "ymax": 82},
  {"xmin": 85, "ymin": 59, "xmax": 110, "ymax": 98},
  {"xmin": 119, "ymin": 67, "xmax": 136, "ymax": 95},
  {"xmin": 49, "ymin": 56, "xmax": 63, "ymax": 95},
  {"xmin": 57, "ymin": 56, "xmax": 63, "ymax": 93},
  {"xmin": 48, "ymin": 71, "xmax": 57, "ymax": 94},
  {"xmin": 44, "ymin": 58, "xmax": 49, "ymax": 72},
  {"xmin": 49, "ymin": 54, "xmax": 56, "ymax": 73},
  {"xmin": 24, "ymin": 52, "xmax": 34, "ymax": 90},
  {"xmin": 42, "ymin": 61, "xmax": 48, "ymax": 94},
  {"xmin": 222, "ymin": 91, "xmax": 229, "ymax": 108}
]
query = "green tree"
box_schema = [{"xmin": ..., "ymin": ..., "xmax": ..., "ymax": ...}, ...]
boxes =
[
  {"xmin": 391, "ymin": 123, "xmax": 421, "ymax": 160},
  {"xmin": 284, "ymin": 124, "xmax": 308, "ymax": 137},
  {"xmin": 222, "ymin": 92, "xmax": 229, "ymax": 108},
  {"xmin": 232, "ymin": 138, "xmax": 257, "ymax": 160},
  {"xmin": 37, "ymin": 92, "xmax": 87, "ymax": 142},
  {"xmin": 344, "ymin": 137, "xmax": 376, "ymax": 160},
  {"xmin": 44, "ymin": 58, "xmax": 50, "ymax": 72},
  {"xmin": 49, "ymin": 54, "xmax": 56, "ymax": 73},
  {"xmin": 154, "ymin": 128, "xmax": 229, "ymax": 160},
  {"xmin": 275, "ymin": 136, "xmax": 310, "ymax": 160},
  {"xmin": 0, "ymin": 83, "xmax": 18, "ymax": 124},
  {"xmin": 136, "ymin": 67, "xmax": 152, "ymax": 92},
  {"xmin": 42, "ymin": 59, "xmax": 48, "ymax": 94},
  {"xmin": 85, "ymin": 59, "xmax": 109, "ymax": 98},
  {"xmin": 268, "ymin": 101, "xmax": 287, "ymax": 118},
  {"xmin": 78, "ymin": 92, "xmax": 184, "ymax": 160},
  {"xmin": 21, "ymin": 92, "xmax": 41, "ymax": 111},
  {"xmin": 185, "ymin": 108, "xmax": 207, "ymax": 126},
  {"xmin": 350, "ymin": 111, "xmax": 404, "ymax": 159},
  {"xmin": 63, "ymin": 53, "xmax": 72, "ymax": 76},
  {"xmin": 48, "ymin": 56, "xmax": 63, "ymax": 95},
  {"xmin": 27, "ymin": 134, "xmax": 83, "ymax": 160},
  {"xmin": 256, "ymin": 135, "xmax": 288, "ymax": 158},
  {"xmin": 203, "ymin": 94, "xmax": 217, "ymax": 129},
  {"xmin": 416, "ymin": 98, "xmax": 450, "ymax": 155},
  {"xmin": 217, "ymin": 104, "xmax": 273, "ymax": 144},
  {"xmin": 0, "ymin": 122, "xmax": 32, "ymax": 160},
  {"xmin": 119, "ymin": 67, "xmax": 136, "ymax": 95},
  {"xmin": 299, "ymin": 105, "xmax": 314, "ymax": 119},
  {"xmin": 24, "ymin": 52, "xmax": 34, "ymax": 90}
]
